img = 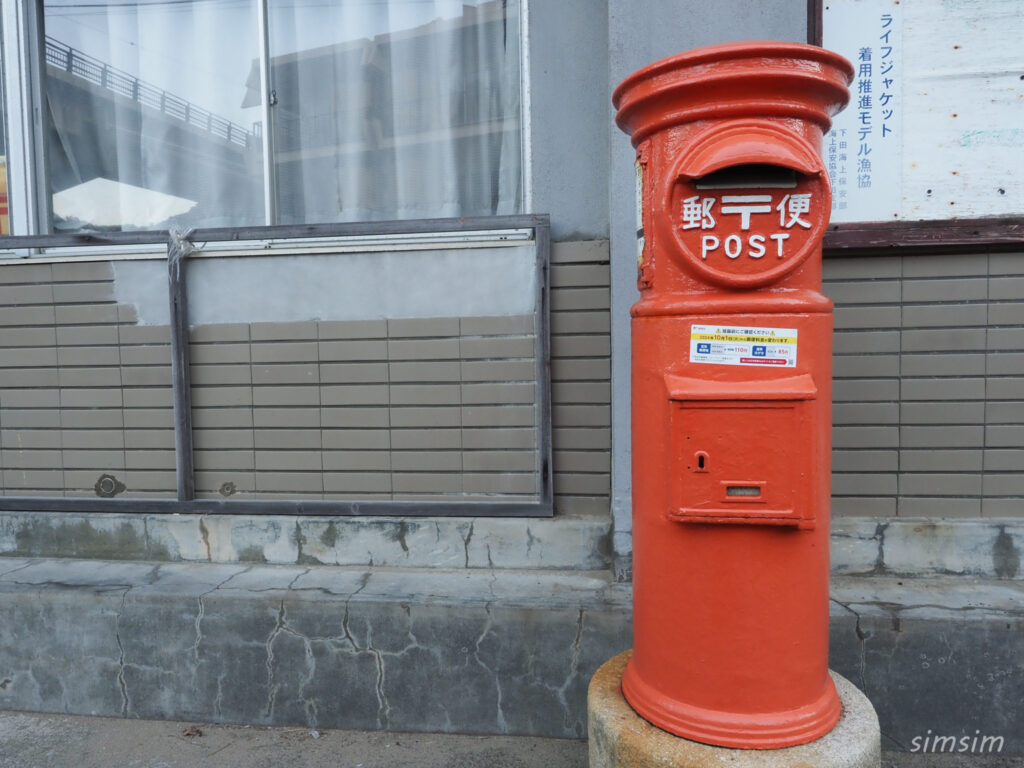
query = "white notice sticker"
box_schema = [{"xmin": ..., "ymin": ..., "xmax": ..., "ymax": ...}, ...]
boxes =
[
  {"xmin": 690, "ymin": 324, "xmax": 798, "ymax": 368},
  {"xmin": 635, "ymin": 159, "xmax": 645, "ymax": 266}
]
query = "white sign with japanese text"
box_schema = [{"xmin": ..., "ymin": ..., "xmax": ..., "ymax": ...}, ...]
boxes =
[
  {"xmin": 824, "ymin": 0, "xmax": 902, "ymax": 223},
  {"xmin": 824, "ymin": 0, "xmax": 1024, "ymax": 223},
  {"xmin": 689, "ymin": 325, "xmax": 798, "ymax": 368}
]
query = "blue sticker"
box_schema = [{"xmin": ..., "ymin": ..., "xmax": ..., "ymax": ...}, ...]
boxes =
[
  {"xmin": 697, "ymin": 343, "xmax": 711, "ymax": 354},
  {"xmin": 752, "ymin": 345, "xmax": 767, "ymax": 356}
]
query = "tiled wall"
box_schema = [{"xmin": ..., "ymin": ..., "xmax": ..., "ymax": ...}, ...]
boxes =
[
  {"xmin": 549, "ymin": 241, "xmax": 612, "ymax": 515},
  {"xmin": 826, "ymin": 251, "xmax": 1024, "ymax": 517},
  {"xmin": 0, "ymin": 261, "xmax": 176, "ymax": 497},
  {"xmin": 0, "ymin": 259, "xmax": 548, "ymax": 502},
  {"xmin": 11, "ymin": 245, "xmax": 1016, "ymax": 519},
  {"xmin": 189, "ymin": 315, "xmax": 540, "ymax": 501},
  {"xmin": 0, "ymin": 242, "xmax": 615, "ymax": 512}
]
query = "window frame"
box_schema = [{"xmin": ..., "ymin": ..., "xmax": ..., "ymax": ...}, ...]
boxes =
[
  {"xmin": 1, "ymin": 1, "xmax": 48, "ymax": 239},
  {"xmin": 0, "ymin": 214, "xmax": 554, "ymax": 517},
  {"xmin": 0, "ymin": 0, "xmax": 531, "ymax": 241},
  {"xmin": 807, "ymin": 0, "xmax": 1024, "ymax": 257},
  {"xmin": 0, "ymin": 2, "xmax": 546, "ymax": 515}
]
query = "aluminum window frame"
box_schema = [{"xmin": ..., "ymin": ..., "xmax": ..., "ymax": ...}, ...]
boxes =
[
  {"xmin": 0, "ymin": 0, "xmax": 530, "ymax": 239},
  {"xmin": 1, "ymin": 1, "xmax": 48, "ymax": 239}
]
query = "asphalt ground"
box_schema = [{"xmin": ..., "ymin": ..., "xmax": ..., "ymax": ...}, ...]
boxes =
[
  {"xmin": 0, "ymin": 711, "xmax": 587, "ymax": 768},
  {"xmin": 1, "ymin": 711, "xmax": 1019, "ymax": 768}
]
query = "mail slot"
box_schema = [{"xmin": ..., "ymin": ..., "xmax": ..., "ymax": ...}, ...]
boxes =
[
  {"xmin": 614, "ymin": 42, "xmax": 853, "ymax": 749},
  {"xmin": 666, "ymin": 373, "xmax": 819, "ymax": 529},
  {"xmin": 659, "ymin": 122, "xmax": 832, "ymax": 289}
]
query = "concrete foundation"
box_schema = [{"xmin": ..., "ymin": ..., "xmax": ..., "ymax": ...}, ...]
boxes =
[
  {"xmin": 588, "ymin": 652, "xmax": 880, "ymax": 768},
  {"xmin": 0, "ymin": 557, "xmax": 1021, "ymax": 753},
  {"xmin": 0, "ymin": 512, "xmax": 613, "ymax": 572},
  {"xmin": 4, "ymin": 513, "xmax": 1021, "ymax": 581},
  {"xmin": 0, "ymin": 557, "xmax": 633, "ymax": 738}
]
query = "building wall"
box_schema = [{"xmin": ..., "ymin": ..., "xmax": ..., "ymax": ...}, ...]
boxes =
[
  {"xmin": 0, "ymin": 0, "xmax": 620, "ymax": 512},
  {"xmin": 827, "ymin": 251, "xmax": 1024, "ymax": 518},
  {"xmin": 2, "ymin": 0, "xmax": 1017, "ymax": 548},
  {"xmin": 550, "ymin": 241, "xmax": 611, "ymax": 516},
  {"xmin": 14, "ymin": 245, "xmax": 1023, "ymax": 519},
  {"xmin": 0, "ymin": 261, "xmax": 165, "ymax": 497},
  {"xmin": 528, "ymin": 0, "xmax": 610, "ymax": 242},
  {"xmin": 0, "ymin": 240, "xmax": 612, "ymax": 514},
  {"xmin": 190, "ymin": 314, "xmax": 542, "ymax": 501},
  {"xmin": 607, "ymin": 0, "xmax": 810, "ymax": 573}
]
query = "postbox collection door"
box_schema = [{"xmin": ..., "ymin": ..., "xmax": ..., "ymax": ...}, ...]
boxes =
[{"xmin": 668, "ymin": 399, "xmax": 814, "ymax": 528}]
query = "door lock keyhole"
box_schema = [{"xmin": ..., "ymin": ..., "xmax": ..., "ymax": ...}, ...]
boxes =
[{"xmin": 695, "ymin": 451, "xmax": 709, "ymax": 472}]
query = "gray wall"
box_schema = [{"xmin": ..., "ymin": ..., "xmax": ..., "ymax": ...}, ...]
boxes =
[
  {"xmin": 606, "ymin": 1, "xmax": 809, "ymax": 575},
  {"xmin": 528, "ymin": 0, "xmax": 610, "ymax": 242}
]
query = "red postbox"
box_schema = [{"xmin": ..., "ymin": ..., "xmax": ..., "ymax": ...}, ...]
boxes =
[{"xmin": 612, "ymin": 43, "xmax": 853, "ymax": 749}]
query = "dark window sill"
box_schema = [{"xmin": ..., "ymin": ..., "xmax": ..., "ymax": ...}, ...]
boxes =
[{"xmin": 824, "ymin": 217, "xmax": 1024, "ymax": 257}]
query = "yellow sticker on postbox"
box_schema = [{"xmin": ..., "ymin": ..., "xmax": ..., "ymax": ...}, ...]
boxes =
[{"xmin": 690, "ymin": 324, "xmax": 798, "ymax": 367}]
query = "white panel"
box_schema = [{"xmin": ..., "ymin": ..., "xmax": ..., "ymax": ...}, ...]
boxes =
[
  {"xmin": 825, "ymin": 0, "xmax": 1023, "ymax": 223},
  {"xmin": 824, "ymin": 0, "xmax": 902, "ymax": 222},
  {"xmin": 113, "ymin": 245, "xmax": 537, "ymax": 326}
]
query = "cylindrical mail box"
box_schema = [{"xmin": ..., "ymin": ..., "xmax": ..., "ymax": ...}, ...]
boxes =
[{"xmin": 613, "ymin": 42, "xmax": 853, "ymax": 749}]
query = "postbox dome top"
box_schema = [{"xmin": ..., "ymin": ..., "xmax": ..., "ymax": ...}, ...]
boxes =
[{"xmin": 613, "ymin": 41, "xmax": 854, "ymax": 147}]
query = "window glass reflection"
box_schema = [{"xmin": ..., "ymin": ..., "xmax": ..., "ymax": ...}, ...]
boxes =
[
  {"xmin": 0, "ymin": 16, "xmax": 10, "ymax": 235},
  {"xmin": 35, "ymin": 0, "xmax": 522, "ymax": 232},
  {"xmin": 268, "ymin": 0, "xmax": 522, "ymax": 224},
  {"xmin": 42, "ymin": 0, "xmax": 264, "ymax": 232}
]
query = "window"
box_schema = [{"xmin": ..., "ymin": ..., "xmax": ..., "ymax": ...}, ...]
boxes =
[{"xmin": 1, "ymin": 0, "xmax": 523, "ymax": 234}]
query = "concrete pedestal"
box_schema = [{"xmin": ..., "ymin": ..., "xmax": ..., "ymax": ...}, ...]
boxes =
[{"xmin": 588, "ymin": 652, "xmax": 880, "ymax": 768}]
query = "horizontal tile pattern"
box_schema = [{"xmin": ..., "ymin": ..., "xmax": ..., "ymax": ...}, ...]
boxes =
[
  {"xmin": 825, "ymin": 251, "xmax": 1024, "ymax": 518},
  {"xmin": 2, "ymin": 242, "xmax": 1018, "ymax": 523},
  {"xmin": 189, "ymin": 315, "xmax": 541, "ymax": 502},
  {"xmin": 0, "ymin": 261, "xmax": 175, "ymax": 498},
  {"xmin": 549, "ymin": 241, "xmax": 611, "ymax": 515},
  {"xmin": 0, "ymin": 250, "xmax": 563, "ymax": 507}
]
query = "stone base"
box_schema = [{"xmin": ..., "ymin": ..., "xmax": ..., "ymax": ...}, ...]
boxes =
[{"xmin": 588, "ymin": 652, "xmax": 880, "ymax": 768}]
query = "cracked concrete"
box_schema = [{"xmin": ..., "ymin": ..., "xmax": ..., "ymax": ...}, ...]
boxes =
[
  {"xmin": 828, "ymin": 577, "xmax": 1024, "ymax": 755},
  {"xmin": 0, "ymin": 512, "xmax": 612, "ymax": 571},
  {"xmin": 4, "ymin": 514, "xmax": 1022, "ymax": 582},
  {"xmin": 0, "ymin": 558, "xmax": 631, "ymax": 738},
  {"xmin": 114, "ymin": 587, "xmax": 130, "ymax": 717},
  {"xmin": 0, "ymin": 559, "xmax": 1021, "ymax": 753},
  {"xmin": 831, "ymin": 518, "xmax": 1024, "ymax": 580}
]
